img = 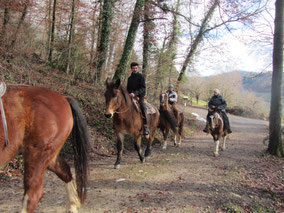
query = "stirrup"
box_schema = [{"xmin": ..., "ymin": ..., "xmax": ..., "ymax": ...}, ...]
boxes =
[{"xmin": 144, "ymin": 125, "xmax": 150, "ymax": 135}]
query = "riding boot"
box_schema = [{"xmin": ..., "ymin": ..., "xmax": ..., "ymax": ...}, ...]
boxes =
[
  {"xmin": 203, "ymin": 122, "xmax": 209, "ymax": 133},
  {"xmin": 143, "ymin": 117, "xmax": 150, "ymax": 135}
]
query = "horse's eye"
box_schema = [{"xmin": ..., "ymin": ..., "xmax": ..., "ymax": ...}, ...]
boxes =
[{"xmin": 112, "ymin": 94, "xmax": 117, "ymax": 98}]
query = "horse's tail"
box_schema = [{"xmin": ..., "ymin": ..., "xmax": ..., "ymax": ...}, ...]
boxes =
[
  {"xmin": 160, "ymin": 109, "xmax": 178, "ymax": 134},
  {"xmin": 66, "ymin": 97, "xmax": 90, "ymax": 204}
]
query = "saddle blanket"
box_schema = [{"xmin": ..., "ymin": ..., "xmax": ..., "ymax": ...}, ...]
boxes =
[{"xmin": 132, "ymin": 99, "xmax": 157, "ymax": 114}]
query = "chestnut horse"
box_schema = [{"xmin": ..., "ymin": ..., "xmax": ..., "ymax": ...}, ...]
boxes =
[
  {"xmin": 0, "ymin": 84, "xmax": 90, "ymax": 213},
  {"xmin": 104, "ymin": 78, "xmax": 160, "ymax": 169},
  {"xmin": 207, "ymin": 108, "xmax": 228, "ymax": 157},
  {"xmin": 159, "ymin": 91, "xmax": 184, "ymax": 149}
]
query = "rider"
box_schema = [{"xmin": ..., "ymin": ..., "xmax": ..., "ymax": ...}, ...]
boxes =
[
  {"xmin": 167, "ymin": 84, "xmax": 178, "ymax": 120},
  {"xmin": 127, "ymin": 62, "xmax": 149, "ymax": 135},
  {"xmin": 203, "ymin": 89, "xmax": 232, "ymax": 134}
]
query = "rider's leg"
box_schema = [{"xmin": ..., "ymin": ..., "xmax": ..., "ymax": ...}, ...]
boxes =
[
  {"xmin": 221, "ymin": 111, "xmax": 232, "ymax": 133},
  {"xmin": 139, "ymin": 97, "xmax": 149, "ymax": 135},
  {"xmin": 171, "ymin": 103, "xmax": 178, "ymax": 121},
  {"xmin": 203, "ymin": 113, "xmax": 210, "ymax": 133}
]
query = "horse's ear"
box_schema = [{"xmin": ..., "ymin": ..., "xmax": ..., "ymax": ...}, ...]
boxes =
[
  {"xmin": 105, "ymin": 78, "xmax": 112, "ymax": 88},
  {"xmin": 114, "ymin": 79, "xmax": 121, "ymax": 89}
]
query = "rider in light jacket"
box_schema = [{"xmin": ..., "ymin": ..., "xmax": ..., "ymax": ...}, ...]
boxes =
[{"xmin": 168, "ymin": 84, "xmax": 178, "ymax": 120}]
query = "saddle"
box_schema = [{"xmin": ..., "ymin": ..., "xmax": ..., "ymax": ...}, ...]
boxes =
[{"xmin": 132, "ymin": 98, "xmax": 156, "ymax": 114}]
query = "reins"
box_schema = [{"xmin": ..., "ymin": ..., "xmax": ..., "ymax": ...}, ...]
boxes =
[{"xmin": 115, "ymin": 107, "xmax": 130, "ymax": 114}]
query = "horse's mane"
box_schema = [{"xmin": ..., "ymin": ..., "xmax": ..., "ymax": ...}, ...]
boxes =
[{"xmin": 119, "ymin": 85, "xmax": 131, "ymax": 106}]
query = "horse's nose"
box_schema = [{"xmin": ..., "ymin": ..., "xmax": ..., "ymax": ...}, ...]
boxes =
[{"xmin": 104, "ymin": 113, "xmax": 112, "ymax": 118}]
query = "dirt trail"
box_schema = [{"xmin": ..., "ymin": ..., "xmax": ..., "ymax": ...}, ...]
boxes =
[{"xmin": 1, "ymin": 107, "xmax": 283, "ymax": 213}]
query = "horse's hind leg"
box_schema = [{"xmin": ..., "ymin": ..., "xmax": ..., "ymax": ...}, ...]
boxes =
[
  {"xmin": 21, "ymin": 153, "xmax": 47, "ymax": 213},
  {"xmin": 114, "ymin": 133, "xmax": 124, "ymax": 169},
  {"xmin": 134, "ymin": 135, "xmax": 145, "ymax": 163},
  {"xmin": 145, "ymin": 128, "xmax": 156, "ymax": 159},
  {"xmin": 48, "ymin": 156, "xmax": 80, "ymax": 213}
]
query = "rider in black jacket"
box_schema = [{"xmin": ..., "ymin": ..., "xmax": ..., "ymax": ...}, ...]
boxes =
[
  {"xmin": 203, "ymin": 89, "xmax": 232, "ymax": 134},
  {"xmin": 127, "ymin": 62, "xmax": 149, "ymax": 135}
]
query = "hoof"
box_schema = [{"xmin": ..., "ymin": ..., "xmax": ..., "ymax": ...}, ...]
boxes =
[
  {"xmin": 162, "ymin": 145, "xmax": 167, "ymax": 150},
  {"xmin": 114, "ymin": 164, "xmax": 120, "ymax": 169},
  {"xmin": 221, "ymin": 147, "xmax": 226, "ymax": 151},
  {"xmin": 144, "ymin": 156, "xmax": 151, "ymax": 161},
  {"xmin": 141, "ymin": 158, "xmax": 145, "ymax": 163},
  {"xmin": 214, "ymin": 152, "xmax": 219, "ymax": 157}
]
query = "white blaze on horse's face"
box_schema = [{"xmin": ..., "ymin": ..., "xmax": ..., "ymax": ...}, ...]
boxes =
[
  {"xmin": 161, "ymin": 94, "xmax": 166, "ymax": 106},
  {"xmin": 209, "ymin": 115, "xmax": 215, "ymax": 128}
]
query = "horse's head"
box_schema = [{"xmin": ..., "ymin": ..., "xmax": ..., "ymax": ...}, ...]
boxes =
[
  {"xmin": 208, "ymin": 108, "xmax": 223, "ymax": 131},
  {"xmin": 159, "ymin": 91, "xmax": 169, "ymax": 110},
  {"xmin": 104, "ymin": 78, "xmax": 124, "ymax": 118}
]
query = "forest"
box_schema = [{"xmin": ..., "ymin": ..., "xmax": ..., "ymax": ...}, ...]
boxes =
[{"xmin": 0, "ymin": 0, "xmax": 283, "ymax": 212}]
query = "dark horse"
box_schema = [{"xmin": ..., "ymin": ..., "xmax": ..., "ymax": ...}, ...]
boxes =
[
  {"xmin": 104, "ymin": 78, "xmax": 160, "ymax": 169},
  {"xmin": 207, "ymin": 108, "xmax": 228, "ymax": 157},
  {"xmin": 0, "ymin": 84, "xmax": 89, "ymax": 213},
  {"xmin": 159, "ymin": 91, "xmax": 184, "ymax": 149}
]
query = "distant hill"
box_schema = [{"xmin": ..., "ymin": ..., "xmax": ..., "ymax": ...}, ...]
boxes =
[{"xmin": 241, "ymin": 71, "xmax": 272, "ymax": 93}]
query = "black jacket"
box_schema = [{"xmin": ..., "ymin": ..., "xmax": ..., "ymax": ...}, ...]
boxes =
[
  {"xmin": 208, "ymin": 95, "xmax": 227, "ymax": 110},
  {"xmin": 127, "ymin": 72, "xmax": 146, "ymax": 98}
]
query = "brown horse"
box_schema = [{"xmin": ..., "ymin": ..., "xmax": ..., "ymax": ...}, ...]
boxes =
[
  {"xmin": 0, "ymin": 84, "xmax": 90, "ymax": 213},
  {"xmin": 104, "ymin": 78, "xmax": 160, "ymax": 169},
  {"xmin": 207, "ymin": 108, "xmax": 228, "ymax": 157},
  {"xmin": 159, "ymin": 91, "xmax": 184, "ymax": 149}
]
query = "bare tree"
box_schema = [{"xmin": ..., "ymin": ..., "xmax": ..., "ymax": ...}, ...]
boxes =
[
  {"xmin": 65, "ymin": 0, "xmax": 77, "ymax": 74},
  {"xmin": 268, "ymin": 0, "xmax": 284, "ymax": 157}
]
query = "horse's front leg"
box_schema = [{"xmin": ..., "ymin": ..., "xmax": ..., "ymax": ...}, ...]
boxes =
[
  {"xmin": 162, "ymin": 128, "xmax": 169, "ymax": 150},
  {"xmin": 145, "ymin": 127, "xmax": 157, "ymax": 160},
  {"xmin": 134, "ymin": 134, "xmax": 145, "ymax": 163},
  {"xmin": 213, "ymin": 135, "xmax": 220, "ymax": 157},
  {"xmin": 114, "ymin": 133, "xmax": 124, "ymax": 169},
  {"xmin": 221, "ymin": 135, "xmax": 227, "ymax": 151}
]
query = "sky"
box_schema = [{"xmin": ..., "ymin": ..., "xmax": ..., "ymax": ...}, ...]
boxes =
[{"xmin": 175, "ymin": 0, "xmax": 275, "ymax": 77}]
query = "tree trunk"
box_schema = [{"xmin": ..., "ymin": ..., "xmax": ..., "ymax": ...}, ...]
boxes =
[
  {"xmin": 46, "ymin": 0, "xmax": 52, "ymax": 60},
  {"xmin": 142, "ymin": 0, "xmax": 152, "ymax": 80},
  {"xmin": 8, "ymin": 1, "xmax": 29, "ymax": 53},
  {"xmin": 48, "ymin": 0, "xmax": 57, "ymax": 64},
  {"xmin": 176, "ymin": 0, "xmax": 219, "ymax": 89},
  {"xmin": 94, "ymin": 0, "xmax": 114, "ymax": 83},
  {"xmin": 268, "ymin": 0, "xmax": 284, "ymax": 157},
  {"xmin": 154, "ymin": 36, "xmax": 167, "ymax": 93},
  {"xmin": 65, "ymin": 0, "xmax": 77, "ymax": 74},
  {"xmin": 88, "ymin": 3, "xmax": 100, "ymax": 80},
  {"xmin": 112, "ymin": 0, "xmax": 145, "ymax": 81},
  {"xmin": 0, "ymin": 8, "xmax": 10, "ymax": 55}
]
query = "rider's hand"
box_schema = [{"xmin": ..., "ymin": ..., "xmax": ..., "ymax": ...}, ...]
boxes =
[
  {"xmin": 212, "ymin": 106, "xmax": 216, "ymax": 108},
  {"xmin": 130, "ymin": 93, "xmax": 135, "ymax": 98}
]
